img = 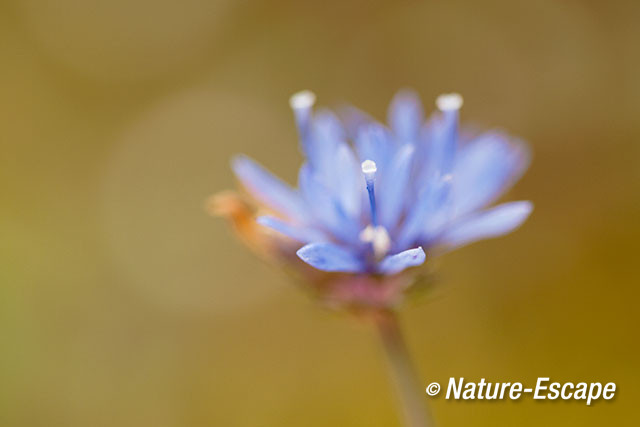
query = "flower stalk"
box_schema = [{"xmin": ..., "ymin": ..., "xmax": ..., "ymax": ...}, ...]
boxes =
[{"xmin": 375, "ymin": 311, "xmax": 433, "ymax": 427}]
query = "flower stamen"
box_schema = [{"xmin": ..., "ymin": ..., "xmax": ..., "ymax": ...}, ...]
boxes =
[
  {"xmin": 359, "ymin": 225, "xmax": 391, "ymax": 259},
  {"xmin": 436, "ymin": 93, "xmax": 463, "ymax": 112},
  {"xmin": 289, "ymin": 90, "xmax": 316, "ymax": 141},
  {"xmin": 361, "ymin": 159, "xmax": 378, "ymax": 226},
  {"xmin": 289, "ymin": 90, "xmax": 316, "ymax": 110},
  {"xmin": 434, "ymin": 93, "xmax": 463, "ymax": 174}
]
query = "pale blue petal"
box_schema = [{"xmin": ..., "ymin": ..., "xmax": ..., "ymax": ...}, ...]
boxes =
[
  {"xmin": 302, "ymin": 110, "xmax": 344, "ymax": 174},
  {"xmin": 422, "ymin": 111, "xmax": 458, "ymax": 178},
  {"xmin": 232, "ymin": 155, "xmax": 308, "ymax": 222},
  {"xmin": 451, "ymin": 132, "xmax": 530, "ymax": 217},
  {"xmin": 257, "ymin": 216, "xmax": 328, "ymax": 243},
  {"xmin": 297, "ymin": 243, "xmax": 364, "ymax": 273},
  {"xmin": 438, "ymin": 201, "xmax": 533, "ymax": 249},
  {"xmin": 313, "ymin": 109, "xmax": 346, "ymax": 143},
  {"xmin": 298, "ymin": 164, "xmax": 361, "ymax": 244},
  {"xmin": 388, "ymin": 90, "xmax": 424, "ymax": 143},
  {"xmin": 394, "ymin": 177, "xmax": 450, "ymax": 250},
  {"xmin": 298, "ymin": 164, "xmax": 341, "ymax": 228},
  {"xmin": 332, "ymin": 143, "xmax": 362, "ymax": 218},
  {"xmin": 378, "ymin": 144, "xmax": 415, "ymax": 229},
  {"xmin": 338, "ymin": 105, "xmax": 374, "ymax": 140},
  {"xmin": 290, "ymin": 92, "xmax": 315, "ymax": 152},
  {"xmin": 305, "ymin": 114, "xmax": 363, "ymax": 222},
  {"xmin": 378, "ymin": 247, "xmax": 426, "ymax": 275},
  {"xmin": 354, "ymin": 123, "xmax": 395, "ymax": 170}
]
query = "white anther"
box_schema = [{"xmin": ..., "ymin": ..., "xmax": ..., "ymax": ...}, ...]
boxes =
[
  {"xmin": 436, "ymin": 93, "xmax": 463, "ymax": 111},
  {"xmin": 360, "ymin": 225, "xmax": 391, "ymax": 259},
  {"xmin": 289, "ymin": 90, "xmax": 316, "ymax": 110},
  {"xmin": 442, "ymin": 173, "xmax": 453, "ymax": 182},
  {"xmin": 361, "ymin": 159, "xmax": 377, "ymax": 181}
]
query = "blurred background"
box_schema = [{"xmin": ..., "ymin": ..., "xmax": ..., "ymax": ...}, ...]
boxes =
[{"xmin": 1, "ymin": 0, "xmax": 639, "ymax": 425}]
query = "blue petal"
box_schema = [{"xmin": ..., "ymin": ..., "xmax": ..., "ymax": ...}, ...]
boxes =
[
  {"xmin": 424, "ymin": 110, "xmax": 458, "ymax": 176},
  {"xmin": 297, "ymin": 164, "xmax": 361, "ymax": 244},
  {"xmin": 388, "ymin": 90, "xmax": 424, "ymax": 143},
  {"xmin": 232, "ymin": 155, "xmax": 308, "ymax": 222},
  {"xmin": 257, "ymin": 216, "xmax": 328, "ymax": 243},
  {"xmin": 296, "ymin": 109, "xmax": 345, "ymax": 182},
  {"xmin": 451, "ymin": 132, "xmax": 530, "ymax": 217},
  {"xmin": 354, "ymin": 123, "xmax": 395, "ymax": 170},
  {"xmin": 298, "ymin": 164, "xmax": 341, "ymax": 229},
  {"xmin": 378, "ymin": 247, "xmax": 426, "ymax": 275},
  {"xmin": 338, "ymin": 105, "xmax": 374, "ymax": 140},
  {"xmin": 394, "ymin": 177, "xmax": 450, "ymax": 250},
  {"xmin": 313, "ymin": 109, "xmax": 346, "ymax": 143},
  {"xmin": 303, "ymin": 114, "xmax": 364, "ymax": 222},
  {"xmin": 378, "ymin": 144, "xmax": 415, "ymax": 229},
  {"xmin": 305, "ymin": 109, "xmax": 345, "ymax": 172},
  {"xmin": 290, "ymin": 91, "xmax": 315, "ymax": 151},
  {"xmin": 438, "ymin": 201, "xmax": 533, "ymax": 249},
  {"xmin": 297, "ymin": 243, "xmax": 365, "ymax": 273},
  {"xmin": 333, "ymin": 142, "xmax": 362, "ymax": 218}
]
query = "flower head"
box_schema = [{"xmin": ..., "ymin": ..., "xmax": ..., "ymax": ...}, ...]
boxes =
[{"xmin": 213, "ymin": 90, "xmax": 531, "ymax": 307}]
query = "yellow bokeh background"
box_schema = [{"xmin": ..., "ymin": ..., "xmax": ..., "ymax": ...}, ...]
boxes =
[{"xmin": 1, "ymin": 0, "xmax": 639, "ymax": 425}]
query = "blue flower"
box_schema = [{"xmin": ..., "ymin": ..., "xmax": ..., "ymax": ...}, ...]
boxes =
[{"xmin": 231, "ymin": 90, "xmax": 532, "ymax": 276}]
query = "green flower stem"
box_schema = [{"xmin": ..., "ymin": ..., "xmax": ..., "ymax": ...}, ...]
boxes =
[{"xmin": 375, "ymin": 311, "xmax": 433, "ymax": 427}]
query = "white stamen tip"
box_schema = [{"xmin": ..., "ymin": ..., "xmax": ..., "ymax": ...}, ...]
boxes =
[
  {"xmin": 289, "ymin": 90, "xmax": 316, "ymax": 110},
  {"xmin": 361, "ymin": 159, "xmax": 377, "ymax": 179},
  {"xmin": 360, "ymin": 225, "xmax": 391, "ymax": 259},
  {"xmin": 436, "ymin": 93, "xmax": 463, "ymax": 111}
]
